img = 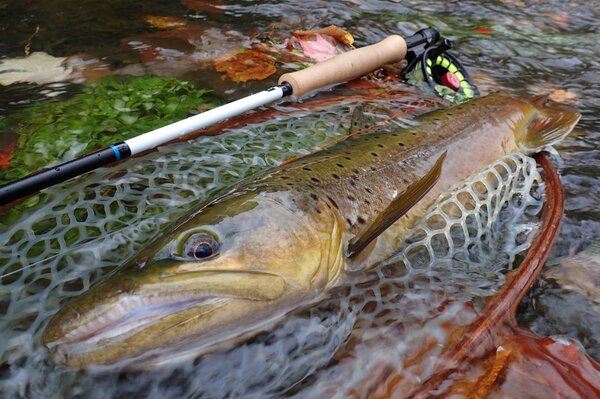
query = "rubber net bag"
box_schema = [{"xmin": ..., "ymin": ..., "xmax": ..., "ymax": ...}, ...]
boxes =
[{"xmin": 0, "ymin": 96, "xmax": 542, "ymax": 398}]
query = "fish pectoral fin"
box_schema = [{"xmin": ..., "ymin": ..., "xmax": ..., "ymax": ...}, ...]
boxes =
[{"xmin": 347, "ymin": 151, "xmax": 447, "ymax": 258}]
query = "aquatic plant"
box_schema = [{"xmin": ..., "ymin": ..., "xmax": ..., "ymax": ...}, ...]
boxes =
[{"xmin": 0, "ymin": 76, "xmax": 217, "ymax": 185}]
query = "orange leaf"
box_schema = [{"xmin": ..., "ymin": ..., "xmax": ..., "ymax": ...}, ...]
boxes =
[
  {"xmin": 293, "ymin": 25, "xmax": 354, "ymax": 46},
  {"xmin": 144, "ymin": 15, "xmax": 188, "ymax": 30},
  {"xmin": 214, "ymin": 49, "xmax": 276, "ymax": 82},
  {"xmin": 472, "ymin": 27, "xmax": 493, "ymax": 34},
  {"xmin": 548, "ymin": 89, "xmax": 577, "ymax": 104}
]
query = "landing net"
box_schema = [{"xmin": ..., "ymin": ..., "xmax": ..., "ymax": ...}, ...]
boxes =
[{"xmin": 0, "ymin": 97, "xmax": 542, "ymax": 398}]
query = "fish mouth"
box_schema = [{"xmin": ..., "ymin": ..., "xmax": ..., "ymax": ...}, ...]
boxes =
[
  {"xmin": 45, "ymin": 293, "xmax": 227, "ymax": 348},
  {"xmin": 44, "ymin": 269, "xmax": 288, "ymax": 367}
]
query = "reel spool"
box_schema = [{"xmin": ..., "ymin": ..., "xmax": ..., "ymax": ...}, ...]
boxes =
[{"xmin": 402, "ymin": 31, "xmax": 479, "ymax": 104}]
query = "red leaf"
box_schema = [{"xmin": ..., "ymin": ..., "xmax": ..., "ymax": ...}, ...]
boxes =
[{"xmin": 472, "ymin": 27, "xmax": 493, "ymax": 34}]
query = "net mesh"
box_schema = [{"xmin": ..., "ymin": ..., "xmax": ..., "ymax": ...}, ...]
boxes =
[{"xmin": 0, "ymin": 97, "xmax": 543, "ymax": 398}]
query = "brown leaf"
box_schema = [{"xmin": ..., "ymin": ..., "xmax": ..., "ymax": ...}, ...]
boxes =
[
  {"xmin": 548, "ymin": 89, "xmax": 578, "ymax": 104},
  {"xmin": 214, "ymin": 49, "xmax": 276, "ymax": 82},
  {"xmin": 144, "ymin": 15, "xmax": 188, "ymax": 30},
  {"xmin": 293, "ymin": 25, "xmax": 354, "ymax": 46}
]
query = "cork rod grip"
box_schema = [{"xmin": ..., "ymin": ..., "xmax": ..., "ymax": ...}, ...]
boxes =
[{"xmin": 278, "ymin": 35, "xmax": 407, "ymax": 98}]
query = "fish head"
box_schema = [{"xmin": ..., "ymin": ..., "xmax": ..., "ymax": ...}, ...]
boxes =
[
  {"xmin": 513, "ymin": 93, "xmax": 581, "ymax": 153},
  {"xmin": 44, "ymin": 190, "xmax": 344, "ymax": 369}
]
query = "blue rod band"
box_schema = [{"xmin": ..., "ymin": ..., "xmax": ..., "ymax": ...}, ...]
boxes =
[{"xmin": 109, "ymin": 144, "xmax": 121, "ymax": 161}]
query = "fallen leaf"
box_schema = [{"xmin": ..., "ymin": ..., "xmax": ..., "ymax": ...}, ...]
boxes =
[
  {"xmin": 288, "ymin": 34, "xmax": 340, "ymax": 62},
  {"xmin": 472, "ymin": 26, "xmax": 493, "ymax": 34},
  {"xmin": 548, "ymin": 89, "xmax": 577, "ymax": 104},
  {"xmin": 0, "ymin": 133, "xmax": 18, "ymax": 169},
  {"xmin": 145, "ymin": 15, "xmax": 188, "ymax": 30},
  {"xmin": 214, "ymin": 49, "xmax": 276, "ymax": 82},
  {"xmin": 64, "ymin": 55, "xmax": 112, "ymax": 82},
  {"xmin": 293, "ymin": 25, "xmax": 354, "ymax": 46}
]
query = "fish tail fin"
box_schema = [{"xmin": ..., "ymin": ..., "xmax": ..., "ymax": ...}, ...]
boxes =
[{"xmin": 519, "ymin": 95, "xmax": 581, "ymax": 154}]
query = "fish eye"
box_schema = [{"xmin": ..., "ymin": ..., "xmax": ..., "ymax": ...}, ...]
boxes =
[{"xmin": 185, "ymin": 234, "xmax": 220, "ymax": 260}]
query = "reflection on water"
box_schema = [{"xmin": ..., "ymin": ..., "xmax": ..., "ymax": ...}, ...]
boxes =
[{"xmin": 1, "ymin": 0, "xmax": 599, "ymax": 397}]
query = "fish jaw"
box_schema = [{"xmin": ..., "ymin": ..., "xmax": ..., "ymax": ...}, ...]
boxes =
[
  {"xmin": 44, "ymin": 263, "xmax": 291, "ymax": 368},
  {"xmin": 44, "ymin": 191, "xmax": 345, "ymax": 369}
]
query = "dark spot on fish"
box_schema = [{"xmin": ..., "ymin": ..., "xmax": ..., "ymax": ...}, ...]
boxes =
[
  {"xmin": 315, "ymin": 207, "xmax": 322, "ymax": 214},
  {"xmin": 370, "ymin": 166, "xmax": 377, "ymax": 172},
  {"xmin": 344, "ymin": 156, "xmax": 351, "ymax": 160},
  {"xmin": 398, "ymin": 142, "xmax": 405, "ymax": 147},
  {"xmin": 280, "ymin": 175, "xmax": 290, "ymax": 180},
  {"xmin": 357, "ymin": 216, "xmax": 366, "ymax": 224},
  {"xmin": 336, "ymin": 163, "xmax": 345, "ymax": 168},
  {"xmin": 310, "ymin": 177, "xmax": 321, "ymax": 184},
  {"xmin": 326, "ymin": 195, "xmax": 339, "ymax": 209},
  {"xmin": 377, "ymin": 144, "xmax": 384, "ymax": 148},
  {"xmin": 365, "ymin": 199, "xmax": 371, "ymax": 205},
  {"xmin": 392, "ymin": 133, "xmax": 399, "ymax": 137},
  {"xmin": 352, "ymin": 169, "xmax": 360, "ymax": 174},
  {"xmin": 303, "ymin": 167, "xmax": 312, "ymax": 171},
  {"xmin": 348, "ymin": 195, "xmax": 357, "ymax": 202},
  {"xmin": 332, "ymin": 173, "xmax": 340, "ymax": 180},
  {"xmin": 365, "ymin": 187, "xmax": 373, "ymax": 194},
  {"xmin": 345, "ymin": 217, "xmax": 353, "ymax": 225},
  {"xmin": 371, "ymin": 152, "xmax": 378, "ymax": 157},
  {"xmin": 310, "ymin": 193, "xmax": 319, "ymax": 201},
  {"xmin": 286, "ymin": 183, "xmax": 294, "ymax": 187},
  {"xmin": 411, "ymin": 132, "xmax": 417, "ymax": 136}
]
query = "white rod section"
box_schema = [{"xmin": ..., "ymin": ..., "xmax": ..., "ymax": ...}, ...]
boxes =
[{"xmin": 125, "ymin": 86, "xmax": 286, "ymax": 155}]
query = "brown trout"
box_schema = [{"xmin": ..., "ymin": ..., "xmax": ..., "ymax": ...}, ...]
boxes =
[{"xmin": 44, "ymin": 93, "xmax": 580, "ymax": 369}]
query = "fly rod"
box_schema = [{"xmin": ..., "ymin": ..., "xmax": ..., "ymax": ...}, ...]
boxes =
[{"xmin": 0, "ymin": 28, "xmax": 440, "ymax": 206}]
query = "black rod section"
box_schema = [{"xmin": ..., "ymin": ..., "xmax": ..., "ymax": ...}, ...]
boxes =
[{"xmin": 0, "ymin": 142, "xmax": 131, "ymax": 206}]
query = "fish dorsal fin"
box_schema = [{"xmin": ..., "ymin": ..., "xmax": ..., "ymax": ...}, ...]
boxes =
[{"xmin": 347, "ymin": 151, "xmax": 447, "ymax": 258}]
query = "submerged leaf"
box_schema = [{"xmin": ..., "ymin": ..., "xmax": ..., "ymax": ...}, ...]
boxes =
[
  {"xmin": 214, "ymin": 49, "xmax": 277, "ymax": 82},
  {"xmin": 286, "ymin": 25, "xmax": 354, "ymax": 62},
  {"xmin": 0, "ymin": 130, "xmax": 17, "ymax": 169},
  {"xmin": 293, "ymin": 25, "xmax": 354, "ymax": 46},
  {"xmin": 144, "ymin": 15, "xmax": 188, "ymax": 30},
  {"xmin": 288, "ymin": 34, "xmax": 340, "ymax": 62}
]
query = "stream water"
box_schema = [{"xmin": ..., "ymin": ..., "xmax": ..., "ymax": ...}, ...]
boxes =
[{"xmin": 0, "ymin": 0, "xmax": 599, "ymax": 397}]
